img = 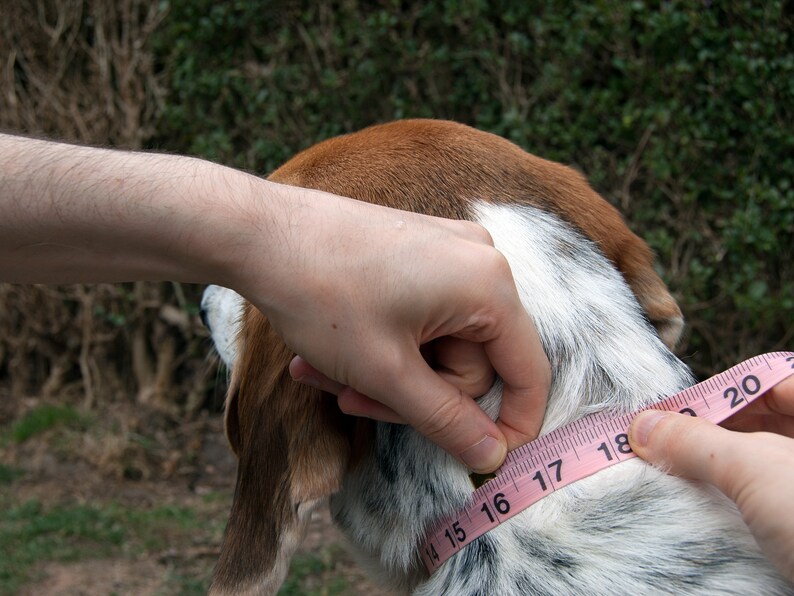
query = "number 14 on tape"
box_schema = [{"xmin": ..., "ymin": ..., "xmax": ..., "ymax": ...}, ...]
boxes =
[{"xmin": 421, "ymin": 351, "xmax": 794, "ymax": 573}]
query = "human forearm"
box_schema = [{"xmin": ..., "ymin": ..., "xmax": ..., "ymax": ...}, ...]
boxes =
[{"xmin": 0, "ymin": 133, "xmax": 266, "ymax": 286}]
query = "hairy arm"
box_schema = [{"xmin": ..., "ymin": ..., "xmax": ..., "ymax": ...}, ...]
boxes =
[{"xmin": 0, "ymin": 133, "xmax": 264, "ymax": 285}]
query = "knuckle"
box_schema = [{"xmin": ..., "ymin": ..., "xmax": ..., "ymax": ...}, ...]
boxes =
[
  {"xmin": 480, "ymin": 228, "xmax": 496, "ymax": 246},
  {"xmin": 469, "ymin": 370, "xmax": 497, "ymax": 398},
  {"xmin": 482, "ymin": 243, "xmax": 509, "ymax": 270},
  {"xmin": 414, "ymin": 391, "xmax": 467, "ymax": 444},
  {"xmin": 456, "ymin": 313, "xmax": 498, "ymax": 341},
  {"xmin": 461, "ymin": 221, "xmax": 494, "ymax": 246},
  {"xmin": 480, "ymin": 250, "xmax": 517, "ymax": 297}
]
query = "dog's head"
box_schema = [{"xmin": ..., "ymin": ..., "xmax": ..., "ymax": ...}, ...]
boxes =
[{"xmin": 205, "ymin": 119, "xmax": 684, "ymax": 594}]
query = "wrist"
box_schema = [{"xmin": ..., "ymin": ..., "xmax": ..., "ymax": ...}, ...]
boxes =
[
  {"xmin": 172, "ymin": 160, "xmax": 269, "ymax": 287},
  {"xmin": 188, "ymin": 169, "xmax": 307, "ymax": 314}
]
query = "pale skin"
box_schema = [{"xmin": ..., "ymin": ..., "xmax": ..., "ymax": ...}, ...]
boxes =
[
  {"xmin": 629, "ymin": 375, "xmax": 794, "ymax": 582},
  {"xmin": 0, "ymin": 132, "xmax": 550, "ymax": 473}
]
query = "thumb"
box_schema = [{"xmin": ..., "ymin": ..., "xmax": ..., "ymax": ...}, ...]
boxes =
[
  {"xmin": 363, "ymin": 350, "xmax": 508, "ymax": 474},
  {"xmin": 629, "ymin": 408, "xmax": 794, "ymax": 582},
  {"xmin": 628, "ymin": 410, "xmax": 740, "ymax": 488}
]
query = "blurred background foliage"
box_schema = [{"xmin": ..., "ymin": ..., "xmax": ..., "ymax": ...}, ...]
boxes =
[{"xmin": 1, "ymin": 0, "xmax": 792, "ymax": 440}]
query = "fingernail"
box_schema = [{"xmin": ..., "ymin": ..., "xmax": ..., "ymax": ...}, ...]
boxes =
[
  {"xmin": 460, "ymin": 435, "xmax": 506, "ymax": 473},
  {"xmin": 631, "ymin": 410, "xmax": 670, "ymax": 447}
]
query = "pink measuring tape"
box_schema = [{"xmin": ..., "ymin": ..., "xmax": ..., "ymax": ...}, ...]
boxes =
[{"xmin": 420, "ymin": 351, "xmax": 794, "ymax": 573}]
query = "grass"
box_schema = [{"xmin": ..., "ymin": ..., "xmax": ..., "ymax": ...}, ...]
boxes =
[
  {"xmin": 10, "ymin": 404, "xmax": 88, "ymax": 443},
  {"xmin": 278, "ymin": 547, "xmax": 353, "ymax": 596},
  {"xmin": 0, "ymin": 492, "xmax": 356, "ymax": 595},
  {"xmin": 0, "ymin": 406, "xmax": 360, "ymax": 595},
  {"xmin": 0, "ymin": 464, "xmax": 23, "ymax": 485},
  {"xmin": 0, "ymin": 497, "xmax": 217, "ymax": 595}
]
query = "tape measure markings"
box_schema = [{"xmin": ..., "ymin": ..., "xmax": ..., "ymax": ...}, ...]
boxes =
[{"xmin": 421, "ymin": 351, "xmax": 794, "ymax": 573}]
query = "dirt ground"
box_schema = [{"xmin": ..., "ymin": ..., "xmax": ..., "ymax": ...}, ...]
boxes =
[
  {"xmin": 18, "ymin": 505, "xmax": 384, "ymax": 596},
  {"xmin": 1, "ymin": 408, "xmax": 389, "ymax": 596}
]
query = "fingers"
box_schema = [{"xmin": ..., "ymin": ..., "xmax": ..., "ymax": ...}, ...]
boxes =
[
  {"xmin": 629, "ymin": 408, "xmax": 794, "ymax": 582},
  {"xmin": 423, "ymin": 249, "xmax": 549, "ymax": 451},
  {"xmin": 336, "ymin": 387, "xmax": 405, "ymax": 424},
  {"xmin": 429, "ymin": 337, "xmax": 495, "ymax": 398},
  {"xmin": 293, "ymin": 350, "xmax": 509, "ymax": 471},
  {"xmin": 721, "ymin": 376, "xmax": 794, "ymax": 435},
  {"xmin": 434, "ymin": 247, "xmax": 550, "ymax": 450},
  {"xmin": 290, "ymin": 356, "xmax": 405, "ymax": 421},
  {"xmin": 765, "ymin": 375, "xmax": 794, "ymax": 415},
  {"xmin": 628, "ymin": 411, "xmax": 739, "ymax": 485},
  {"xmin": 292, "ymin": 338, "xmax": 496, "ymax": 400},
  {"xmin": 292, "ymin": 339, "xmax": 497, "ymax": 425},
  {"xmin": 288, "ymin": 356, "xmax": 345, "ymax": 395},
  {"xmin": 486, "ymin": 309, "xmax": 551, "ymax": 450},
  {"xmin": 284, "ymin": 214, "xmax": 550, "ymax": 473},
  {"xmin": 291, "ymin": 329, "xmax": 548, "ymax": 473},
  {"xmin": 365, "ymin": 349, "xmax": 508, "ymax": 473},
  {"xmin": 628, "ymin": 409, "xmax": 790, "ymax": 503},
  {"xmin": 630, "ymin": 378, "xmax": 794, "ymax": 476}
]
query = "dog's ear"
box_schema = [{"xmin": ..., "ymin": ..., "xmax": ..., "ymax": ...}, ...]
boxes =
[
  {"xmin": 224, "ymin": 376, "xmax": 241, "ymax": 457},
  {"xmin": 524, "ymin": 159, "xmax": 685, "ymax": 350},
  {"xmin": 614, "ymin": 238, "xmax": 684, "ymax": 349},
  {"xmin": 210, "ymin": 309, "xmax": 352, "ymax": 595}
]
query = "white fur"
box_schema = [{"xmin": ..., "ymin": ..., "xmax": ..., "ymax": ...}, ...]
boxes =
[
  {"xmin": 201, "ymin": 284, "xmax": 244, "ymax": 368},
  {"xmin": 203, "ymin": 201, "xmax": 791, "ymax": 595}
]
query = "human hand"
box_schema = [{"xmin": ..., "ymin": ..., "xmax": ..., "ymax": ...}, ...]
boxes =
[
  {"xmin": 628, "ymin": 375, "xmax": 794, "ymax": 582},
  {"xmin": 0, "ymin": 132, "xmax": 549, "ymax": 475},
  {"xmin": 230, "ymin": 183, "xmax": 551, "ymax": 474}
]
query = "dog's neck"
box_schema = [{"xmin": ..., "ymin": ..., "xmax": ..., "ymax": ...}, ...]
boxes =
[
  {"xmin": 472, "ymin": 202, "xmax": 693, "ymax": 432},
  {"xmin": 332, "ymin": 203, "xmax": 694, "ymax": 592}
]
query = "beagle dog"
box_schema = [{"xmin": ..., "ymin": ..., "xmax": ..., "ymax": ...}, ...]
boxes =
[{"xmin": 201, "ymin": 120, "xmax": 789, "ymax": 594}]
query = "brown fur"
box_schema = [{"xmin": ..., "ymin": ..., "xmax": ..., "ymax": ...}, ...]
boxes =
[
  {"xmin": 267, "ymin": 119, "xmax": 682, "ymax": 346},
  {"xmin": 213, "ymin": 304, "xmax": 352, "ymax": 592},
  {"xmin": 210, "ymin": 119, "xmax": 683, "ymax": 594}
]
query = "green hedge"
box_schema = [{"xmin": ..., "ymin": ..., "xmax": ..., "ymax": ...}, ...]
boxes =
[{"xmin": 152, "ymin": 0, "xmax": 793, "ymax": 375}]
